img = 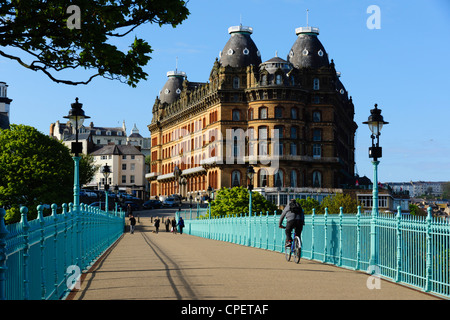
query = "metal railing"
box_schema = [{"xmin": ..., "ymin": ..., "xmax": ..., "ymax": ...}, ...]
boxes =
[
  {"xmin": 0, "ymin": 203, "xmax": 124, "ymax": 300},
  {"xmin": 179, "ymin": 206, "xmax": 449, "ymax": 299}
]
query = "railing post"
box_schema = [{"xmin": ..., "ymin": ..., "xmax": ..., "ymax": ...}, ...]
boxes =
[
  {"xmin": 395, "ymin": 206, "xmax": 402, "ymax": 283},
  {"xmin": 20, "ymin": 207, "xmax": 30, "ymax": 300},
  {"xmin": 338, "ymin": 207, "xmax": 343, "ymax": 267},
  {"xmin": 323, "ymin": 207, "xmax": 328, "ymax": 263},
  {"xmin": 0, "ymin": 208, "xmax": 9, "ymax": 300},
  {"xmin": 425, "ymin": 207, "xmax": 433, "ymax": 292},
  {"xmin": 62, "ymin": 203, "xmax": 69, "ymax": 296},
  {"xmin": 52, "ymin": 204, "xmax": 59, "ymax": 299},
  {"xmin": 311, "ymin": 208, "xmax": 315, "ymax": 260},
  {"xmin": 273, "ymin": 211, "xmax": 277, "ymax": 251},
  {"xmin": 356, "ymin": 206, "xmax": 361, "ymax": 270},
  {"xmin": 37, "ymin": 205, "xmax": 46, "ymax": 300}
]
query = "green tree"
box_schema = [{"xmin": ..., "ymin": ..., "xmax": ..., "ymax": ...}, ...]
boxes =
[
  {"xmin": 0, "ymin": 124, "xmax": 74, "ymax": 223},
  {"xmin": 0, "ymin": 0, "xmax": 190, "ymax": 86},
  {"xmin": 210, "ymin": 187, "xmax": 277, "ymax": 218},
  {"xmin": 320, "ymin": 193, "xmax": 359, "ymax": 214},
  {"xmin": 442, "ymin": 182, "xmax": 450, "ymax": 200},
  {"xmin": 297, "ymin": 197, "xmax": 322, "ymax": 214},
  {"xmin": 79, "ymin": 154, "xmax": 100, "ymax": 186}
]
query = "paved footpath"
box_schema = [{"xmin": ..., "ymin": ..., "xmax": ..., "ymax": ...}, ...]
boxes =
[{"xmin": 68, "ymin": 216, "xmax": 440, "ymax": 300}]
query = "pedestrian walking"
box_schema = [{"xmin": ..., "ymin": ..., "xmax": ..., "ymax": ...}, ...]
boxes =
[
  {"xmin": 154, "ymin": 217, "xmax": 160, "ymax": 233},
  {"xmin": 177, "ymin": 217, "xmax": 185, "ymax": 235},
  {"xmin": 171, "ymin": 217, "xmax": 177, "ymax": 234},
  {"xmin": 165, "ymin": 217, "xmax": 170, "ymax": 232},
  {"xmin": 129, "ymin": 214, "xmax": 136, "ymax": 234}
]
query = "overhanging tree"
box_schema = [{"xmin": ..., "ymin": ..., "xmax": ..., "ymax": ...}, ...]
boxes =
[
  {"xmin": 0, "ymin": 125, "xmax": 73, "ymax": 223},
  {"xmin": 0, "ymin": 0, "xmax": 190, "ymax": 86}
]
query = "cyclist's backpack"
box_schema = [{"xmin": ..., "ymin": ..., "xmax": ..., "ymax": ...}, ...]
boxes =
[{"xmin": 291, "ymin": 202, "xmax": 303, "ymax": 216}]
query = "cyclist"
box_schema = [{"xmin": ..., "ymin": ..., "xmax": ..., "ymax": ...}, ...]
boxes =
[{"xmin": 279, "ymin": 199, "xmax": 305, "ymax": 247}]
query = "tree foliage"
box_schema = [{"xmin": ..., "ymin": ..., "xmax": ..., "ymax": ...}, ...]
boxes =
[
  {"xmin": 297, "ymin": 194, "xmax": 360, "ymax": 214},
  {"xmin": 0, "ymin": 124, "xmax": 73, "ymax": 223},
  {"xmin": 0, "ymin": 0, "xmax": 190, "ymax": 86},
  {"xmin": 210, "ymin": 187, "xmax": 277, "ymax": 217}
]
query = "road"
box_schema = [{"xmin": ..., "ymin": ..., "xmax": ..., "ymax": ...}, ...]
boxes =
[{"xmin": 67, "ymin": 206, "xmax": 440, "ymax": 301}]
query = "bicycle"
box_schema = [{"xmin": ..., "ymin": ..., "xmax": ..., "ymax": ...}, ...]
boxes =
[{"xmin": 280, "ymin": 226, "xmax": 302, "ymax": 263}]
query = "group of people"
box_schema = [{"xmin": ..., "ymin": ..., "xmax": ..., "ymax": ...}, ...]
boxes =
[
  {"xmin": 153, "ymin": 216, "xmax": 184, "ymax": 234},
  {"xmin": 126, "ymin": 203, "xmax": 185, "ymax": 235}
]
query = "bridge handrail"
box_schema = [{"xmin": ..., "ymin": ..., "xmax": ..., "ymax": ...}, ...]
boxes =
[{"xmin": 0, "ymin": 203, "xmax": 124, "ymax": 300}]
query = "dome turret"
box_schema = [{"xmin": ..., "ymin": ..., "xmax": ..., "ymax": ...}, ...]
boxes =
[
  {"xmin": 159, "ymin": 70, "xmax": 186, "ymax": 105},
  {"xmin": 287, "ymin": 26, "xmax": 329, "ymax": 69},
  {"xmin": 219, "ymin": 25, "xmax": 262, "ymax": 68}
]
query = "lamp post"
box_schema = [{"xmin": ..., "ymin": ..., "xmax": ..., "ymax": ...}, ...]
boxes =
[
  {"xmin": 363, "ymin": 104, "xmax": 388, "ymax": 271},
  {"xmin": 64, "ymin": 98, "xmax": 90, "ymax": 215},
  {"xmin": 114, "ymin": 184, "xmax": 119, "ymax": 213},
  {"xmin": 247, "ymin": 165, "xmax": 255, "ymax": 246},
  {"xmin": 102, "ymin": 163, "xmax": 111, "ymax": 212}
]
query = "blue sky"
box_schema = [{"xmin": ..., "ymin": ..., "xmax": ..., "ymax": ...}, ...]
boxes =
[{"xmin": 2, "ymin": 0, "xmax": 450, "ymax": 183}]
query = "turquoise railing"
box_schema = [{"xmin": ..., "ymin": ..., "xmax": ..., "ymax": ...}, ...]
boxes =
[
  {"xmin": 178, "ymin": 206, "xmax": 450, "ymax": 299},
  {"xmin": 0, "ymin": 203, "xmax": 124, "ymax": 300}
]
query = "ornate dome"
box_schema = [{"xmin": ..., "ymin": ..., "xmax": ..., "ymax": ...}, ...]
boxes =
[
  {"xmin": 159, "ymin": 71, "xmax": 186, "ymax": 105},
  {"xmin": 260, "ymin": 53, "xmax": 292, "ymax": 74},
  {"xmin": 287, "ymin": 27, "xmax": 329, "ymax": 69},
  {"xmin": 219, "ymin": 25, "xmax": 262, "ymax": 68}
]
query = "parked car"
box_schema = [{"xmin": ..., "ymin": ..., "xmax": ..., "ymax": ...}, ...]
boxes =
[
  {"xmin": 142, "ymin": 200, "xmax": 162, "ymax": 210},
  {"xmin": 163, "ymin": 197, "xmax": 176, "ymax": 207},
  {"xmin": 88, "ymin": 202, "xmax": 106, "ymax": 210},
  {"xmin": 121, "ymin": 201, "xmax": 140, "ymax": 212}
]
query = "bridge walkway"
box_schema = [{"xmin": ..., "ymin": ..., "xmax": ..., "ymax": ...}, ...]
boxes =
[{"xmin": 67, "ymin": 216, "xmax": 439, "ymax": 300}]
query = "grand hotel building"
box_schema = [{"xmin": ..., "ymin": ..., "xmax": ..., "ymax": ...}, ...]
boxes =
[{"xmin": 146, "ymin": 24, "xmax": 358, "ymax": 203}]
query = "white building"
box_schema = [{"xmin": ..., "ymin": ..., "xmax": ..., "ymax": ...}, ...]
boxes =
[{"xmin": 0, "ymin": 81, "xmax": 12, "ymax": 130}]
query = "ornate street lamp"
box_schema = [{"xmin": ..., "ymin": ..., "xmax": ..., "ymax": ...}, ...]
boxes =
[
  {"xmin": 247, "ymin": 165, "xmax": 255, "ymax": 246},
  {"xmin": 102, "ymin": 163, "xmax": 111, "ymax": 212},
  {"xmin": 363, "ymin": 103, "xmax": 388, "ymax": 270},
  {"xmin": 64, "ymin": 98, "xmax": 90, "ymax": 214}
]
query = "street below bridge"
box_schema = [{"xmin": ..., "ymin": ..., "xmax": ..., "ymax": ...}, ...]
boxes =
[{"xmin": 68, "ymin": 206, "xmax": 440, "ymax": 301}]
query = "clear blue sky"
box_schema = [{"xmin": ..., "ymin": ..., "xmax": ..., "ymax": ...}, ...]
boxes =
[{"xmin": 2, "ymin": 0, "xmax": 449, "ymax": 183}]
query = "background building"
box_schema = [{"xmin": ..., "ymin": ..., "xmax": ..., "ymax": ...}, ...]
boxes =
[
  {"xmin": 0, "ymin": 81, "xmax": 12, "ymax": 130},
  {"xmin": 147, "ymin": 23, "xmax": 358, "ymax": 204}
]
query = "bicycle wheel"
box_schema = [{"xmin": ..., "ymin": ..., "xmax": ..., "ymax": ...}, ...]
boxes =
[
  {"xmin": 284, "ymin": 242, "xmax": 292, "ymax": 261},
  {"xmin": 294, "ymin": 236, "xmax": 302, "ymax": 264}
]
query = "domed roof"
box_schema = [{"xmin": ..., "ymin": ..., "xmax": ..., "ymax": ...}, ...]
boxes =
[
  {"xmin": 260, "ymin": 53, "xmax": 292, "ymax": 74},
  {"xmin": 159, "ymin": 71, "xmax": 186, "ymax": 105},
  {"xmin": 287, "ymin": 27, "xmax": 329, "ymax": 69},
  {"xmin": 219, "ymin": 25, "xmax": 262, "ymax": 68}
]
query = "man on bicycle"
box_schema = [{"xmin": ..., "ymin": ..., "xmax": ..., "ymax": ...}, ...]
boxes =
[{"xmin": 279, "ymin": 199, "xmax": 305, "ymax": 247}]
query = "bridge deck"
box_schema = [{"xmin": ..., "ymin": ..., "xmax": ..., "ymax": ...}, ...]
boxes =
[{"xmin": 67, "ymin": 216, "xmax": 439, "ymax": 300}]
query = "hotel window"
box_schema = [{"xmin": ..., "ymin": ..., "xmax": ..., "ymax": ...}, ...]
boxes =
[
  {"xmin": 313, "ymin": 129, "xmax": 322, "ymax": 141},
  {"xmin": 313, "ymin": 144, "xmax": 321, "ymax": 158},
  {"xmin": 312, "ymin": 171, "xmax": 322, "ymax": 188},
  {"xmin": 233, "ymin": 76, "xmax": 240, "ymax": 89},
  {"xmin": 274, "ymin": 125, "xmax": 284, "ymax": 139},
  {"xmin": 130, "ymin": 175, "xmax": 135, "ymax": 183},
  {"xmin": 274, "ymin": 170, "xmax": 284, "ymax": 188},
  {"xmin": 122, "ymin": 175, "xmax": 126, "ymax": 183},
  {"xmin": 275, "ymin": 107, "xmax": 283, "ymax": 119},
  {"xmin": 130, "ymin": 164, "xmax": 135, "ymax": 171},
  {"xmin": 122, "ymin": 164, "xmax": 127, "ymax": 170},
  {"xmin": 313, "ymin": 78, "xmax": 320, "ymax": 90},
  {"xmin": 290, "ymin": 126, "xmax": 297, "ymax": 139},
  {"xmin": 290, "ymin": 170, "xmax": 297, "ymax": 188},
  {"xmin": 291, "ymin": 108, "xmax": 298, "ymax": 119},
  {"xmin": 259, "ymin": 169, "xmax": 268, "ymax": 187},
  {"xmin": 275, "ymin": 74, "xmax": 282, "ymax": 85},
  {"xmin": 232, "ymin": 109, "xmax": 240, "ymax": 121},
  {"xmin": 290, "ymin": 143, "xmax": 297, "ymax": 156},
  {"xmin": 261, "ymin": 74, "xmax": 267, "ymax": 86},
  {"xmin": 231, "ymin": 170, "xmax": 241, "ymax": 187},
  {"xmin": 313, "ymin": 111, "xmax": 321, "ymax": 122},
  {"xmin": 259, "ymin": 107, "xmax": 268, "ymax": 119}
]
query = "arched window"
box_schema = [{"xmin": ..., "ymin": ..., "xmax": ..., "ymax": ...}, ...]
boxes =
[
  {"xmin": 261, "ymin": 74, "xmax": 267, "ymax": 86},
  {"xmin": 313, "ymin": 78, "xmax": 320, "ymax": 90},
  {"xmin": 233, "ymin": 77, "xmax": 240, "ymax": 89},
  {"xmin": 291, "ymin": 108, "xmax": 298, "ymax": 119},
  {"xmin": 290, "ymin": 126, "xmax": 297, "ymax": 139},
  {"xmin": 275, "ymin": 74, "xmax": 282, "ymax": 85},
  {"xmin": 313, "ymin": 171, "xmax": 322, "ymax": 188},
  {"xmin": 259, "ymin": 169, "xmax": 268, "ymax": 187},
  {"xmin": 274, "ymin": 169, "xmax": 284, "ymax": 188},
  {"xmin": 232, "ymin": 109, "xmax": 240, "ymax": 121},
  {"xmin": 231, "ymin": 170, "xmax": 241, "ymax": 187},
  {"xmin": 275, "ymin": 107, "xmax": 283, "ymax": 119},
  {"xmin": 290, "ymin": 170, "xmax": 297, "ymax": 188},
  {"xmin": 259, "ymin": 107, "xmax": 268, "ymax": 119},
  {"xmin": 313, "ymin": 111, "xmax": 321, "ymax": 122}
]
